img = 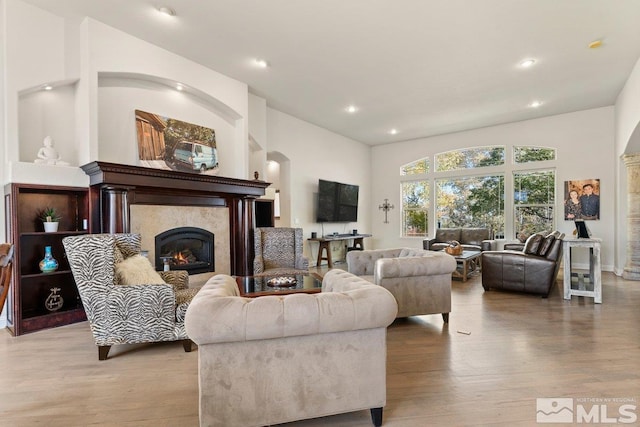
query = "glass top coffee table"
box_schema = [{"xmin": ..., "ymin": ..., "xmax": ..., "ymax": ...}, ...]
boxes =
[{"xmin": 235, "ymin": 273, "xmax": 323, "ymax": 297}]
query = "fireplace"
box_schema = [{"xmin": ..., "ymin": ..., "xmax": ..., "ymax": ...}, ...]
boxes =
[
  {"xmin": 81, "ymin": 161, "xmax": 270, "ymax": 276},
  {"xmin": 155, "ymin": 227, "xmax": 214, "ymax": 275}
]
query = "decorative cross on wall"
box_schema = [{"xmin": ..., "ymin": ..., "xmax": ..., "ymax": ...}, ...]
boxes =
[{"xmin": 378, "ymin": 198, "xmax": 394, "ymax": 223}]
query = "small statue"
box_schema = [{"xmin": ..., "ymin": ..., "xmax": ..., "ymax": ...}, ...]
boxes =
[{"xmin": 34, "ymin": 136, "xmax": 68, "ymax": 166}]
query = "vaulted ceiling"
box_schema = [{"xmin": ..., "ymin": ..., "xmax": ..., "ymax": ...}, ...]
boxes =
[{"xmin": 22, "ymin": 0, "xmax": 640, "ymax": 145}]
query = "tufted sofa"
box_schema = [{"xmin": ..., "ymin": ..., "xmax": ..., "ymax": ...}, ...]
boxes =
[
  {"xmin": 347, "ymin": 248, "xmax": 456, "ymax": 321},
  {"xmin": 423, "ymin": 227, "xmax": 492, "ymax": 252},
  {"xmin": 185, "ymin": 270, "xmax": 398, "ymax": 427}
]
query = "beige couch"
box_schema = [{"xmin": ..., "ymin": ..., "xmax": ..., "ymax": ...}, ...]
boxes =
[
  {"xmin": 347, "ymin": 248, "xmax": 456, "ymax": 321},
  {"xmin": 185, "ymin": 270, "xmax": 398, "ymax": 427}
]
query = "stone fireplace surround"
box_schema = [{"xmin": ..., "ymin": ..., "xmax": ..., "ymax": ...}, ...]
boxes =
[{"xmin": 81, "ymin": 161, "xmax": 270, "ymax": 277}]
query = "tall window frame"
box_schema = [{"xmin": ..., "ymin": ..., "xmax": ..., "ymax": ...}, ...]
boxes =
[{"xmin": 399, "ymin": 145, "xmax": 556, "ymax": 239}]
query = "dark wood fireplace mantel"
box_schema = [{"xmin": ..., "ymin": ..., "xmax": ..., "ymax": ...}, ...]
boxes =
[{"xmin": 81, "ymin": 161, "xmax": 270, "ymax": 276}]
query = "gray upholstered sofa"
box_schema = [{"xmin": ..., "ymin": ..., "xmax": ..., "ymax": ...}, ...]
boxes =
[
  {"xmin": 347, "ymin": 248, "xmax": 456, "ymax": 321},
  {"xmin": 185, "ymin": 270, "xmax": 398, "ymax": 427},
  {"xmin": 423, "ymin": 227, "xmax": 492, "ymax": 252}
]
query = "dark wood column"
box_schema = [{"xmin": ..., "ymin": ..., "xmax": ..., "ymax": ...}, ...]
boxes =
[{"xmin": 81, "ymin": 161, "xmax": 269, "ymax": 276}]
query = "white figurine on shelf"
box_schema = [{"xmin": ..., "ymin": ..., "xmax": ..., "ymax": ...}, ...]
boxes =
[{"xmin": 34, "ymin": 136, "xmax": 69, "ymax": 166}]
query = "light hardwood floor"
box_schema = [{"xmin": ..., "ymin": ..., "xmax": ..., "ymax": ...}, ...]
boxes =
[{"xmin": 1, "ymin": 270, "xmax": 639, "ymax": 426}]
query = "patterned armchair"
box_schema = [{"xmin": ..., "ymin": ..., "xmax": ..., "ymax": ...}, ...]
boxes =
[
  {"xmin": 253, "ymin": 227, "xmax": 309, "ymax": 276},
  {"xmin": 62, "ymin": 234, "xmax": 200, "ymax": 360}
]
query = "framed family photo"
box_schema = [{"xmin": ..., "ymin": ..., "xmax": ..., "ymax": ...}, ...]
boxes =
[
  {"xmin": 564, "ymin": 178, "xmax": 600, "ymax": 220},
  {"xmin": 135, "ymin": 109, "xmax": 219, "ymax": 175}
]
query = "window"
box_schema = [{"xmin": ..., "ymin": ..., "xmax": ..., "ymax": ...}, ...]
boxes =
[
  {"xmin": 436, "ymin": 146, "xmax": 504, "ymax": 172},
  {"xmin": 513, "ymin": 170, "xmax": 555, "ymax": 239},
  {"xmin": 436, "ymin": 174, "xmax": 504, "ymax": 237},
  {"xmin": 401, "ymin": 158, "xmax": 429, "ymax": 175},
  {"xmin": 401, "ymin": 181, "xmax": 429, "ymax": 237},
  {"xmin": 514, "ymin": 146, "xmax": 555, "ymax": 163},
  {"xmin": 400, "ymin": 145, "xmax": 556, "ymax": 240}
]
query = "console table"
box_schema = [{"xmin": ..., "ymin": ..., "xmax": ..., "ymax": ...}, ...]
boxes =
[
  {"xmin": 562, "ymin": 237, "xmax": 602, "ymax": 303},
  {"xmin": 308, "ymin": 234, "xmax": 372, "ymax": 268}
]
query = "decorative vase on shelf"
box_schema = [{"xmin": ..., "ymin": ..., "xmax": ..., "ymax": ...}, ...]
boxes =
[{"xmin": 39, "ymin": 246, "xmax": 59, "ymax": 273}]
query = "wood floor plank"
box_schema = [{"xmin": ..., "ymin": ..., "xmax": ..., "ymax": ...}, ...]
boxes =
[{"xmin": 1, "ymin": 271, "xmax": 639, "ymax": 426}]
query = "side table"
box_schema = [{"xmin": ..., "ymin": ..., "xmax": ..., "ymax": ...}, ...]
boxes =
[{"xmin": 562, "ymin": 237, "xmax": 602, "ymax": 303}]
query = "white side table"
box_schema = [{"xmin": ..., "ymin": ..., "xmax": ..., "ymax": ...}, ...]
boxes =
[{"xmin": 562, "ymin": 237, "xmax": 602, "ymax": 303}]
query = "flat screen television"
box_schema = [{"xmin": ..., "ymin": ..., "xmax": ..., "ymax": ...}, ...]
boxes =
[{"xmin": 316, "ymin": 179, "xmax": 359, "ymax": 223}]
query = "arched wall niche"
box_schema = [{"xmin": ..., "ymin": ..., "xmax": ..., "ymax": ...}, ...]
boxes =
[
  {"xmin": 96, "ymin": 72, "xmax": 246, "ymax": 178},
  {"xmin": 97, "ymin": 72, "xmax": 242, "ymax": 124}
]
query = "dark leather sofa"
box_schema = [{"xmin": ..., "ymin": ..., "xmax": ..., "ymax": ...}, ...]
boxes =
[
  {"xmin": 481, "ymin": 231, "xmax": 564, "ymax": 297},
  {"xmin": 423, "ymin": 227, "xmax": 492, "ymax": 252}
]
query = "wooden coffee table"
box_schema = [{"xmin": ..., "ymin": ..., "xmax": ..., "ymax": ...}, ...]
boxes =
[
  {"xmin": 235, "ymin": 273, "xmax": 323, "ymax": 297},
  {"xmin": 451, "ymin": 250, "xmax": 482, "ymax": 282}
]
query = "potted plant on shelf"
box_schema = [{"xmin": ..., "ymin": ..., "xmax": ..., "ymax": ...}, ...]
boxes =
[{"xmin": 39, "ymin": 207, "xmax": 61, "ymax": 233}]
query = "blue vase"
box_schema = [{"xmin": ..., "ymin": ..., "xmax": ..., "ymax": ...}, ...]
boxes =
[{"xmin": 39, "ymin": 246, "xmax": 59, "ymax": 273}]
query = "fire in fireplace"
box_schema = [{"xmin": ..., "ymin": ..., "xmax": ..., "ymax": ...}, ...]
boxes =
[{"xmin": 155, "ymin": 227, "xmax": 214, "ymax": 275}]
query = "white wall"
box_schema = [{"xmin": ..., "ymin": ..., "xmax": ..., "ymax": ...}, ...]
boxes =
[
  {"xmin": 372, "ymin": 107, "xmax": 617, "ymax": 271},
  {"xmin": 0, "ymin": 2, "xmax": 252, "ymax": 327},
  {"xmin": 267, "ymin": 108, "xmax": 371, "ymax": 266}
]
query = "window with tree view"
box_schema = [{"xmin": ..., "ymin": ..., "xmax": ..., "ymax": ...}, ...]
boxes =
[
  {"xmin": 401, "ymin": 181, "xmax": 429, "ymax": 237},
  {"xmin": 514, "ymin": 146, "xmax": 556, "ymax": 163},
  {"xmin": 436, "ymin": 146, "xmax": 504, "ymax": 171},
  {"xmin": 436, "ymin": 175, "xmax": 504, "ymax": 237},
  {"xmin": 513, "ymin": 170, "xmax": 555, "ymax": 240},
  {"xmin": 400, "ymin": 145, "xmax": 555, "ymax": 240}
]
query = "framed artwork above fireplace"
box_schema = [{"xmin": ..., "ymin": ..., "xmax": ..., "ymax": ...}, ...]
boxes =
[{"xmin": 134, "ymin": 109, "xmax": 219, "ymax": 175}]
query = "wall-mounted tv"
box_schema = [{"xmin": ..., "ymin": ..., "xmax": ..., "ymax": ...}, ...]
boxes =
[{"xmin": 316, "ymin": 179, "xmax": 359, "ymax": 223}]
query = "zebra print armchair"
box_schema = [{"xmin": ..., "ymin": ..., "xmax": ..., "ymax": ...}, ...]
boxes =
[
  {"xmin": 253, "ymin": 227, "xmax": 309, "ymax": 276},
  {"xmin": 63, "ymin": 233, "xmax": 199, "ymax": 360}
]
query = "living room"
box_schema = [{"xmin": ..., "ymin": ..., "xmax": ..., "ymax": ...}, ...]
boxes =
[{"xmin": 2, "ymin": 1, "xmax": 640, "ymax": 425}]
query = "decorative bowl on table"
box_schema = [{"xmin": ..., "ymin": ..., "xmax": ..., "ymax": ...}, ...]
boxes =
[
  {"xmin": 444, "ymin": 240, "xmax": 463, "ymax": 256},
  {"xmin": 266, "ymin": 276, "xmax": 298, "ymax": 288}
]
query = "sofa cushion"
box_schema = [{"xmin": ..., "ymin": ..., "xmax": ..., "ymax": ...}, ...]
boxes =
[
  {"xmin": 523, "ymin": 233, "xmax": 544, "ymax": 255},
  {"xmin": 435, "ymin": 228, "xmax": 461, "ymax": 242},
  {"xmin": 537, "ymin": 234, "xmax": 557, "ymax": 257},
  {"xmin": 115, "ymin": 254, "xmax": 165, "ymax": 285},
  {"xmin": 460, "ymin": 228, "xmax": 490, "ymax": 245}
]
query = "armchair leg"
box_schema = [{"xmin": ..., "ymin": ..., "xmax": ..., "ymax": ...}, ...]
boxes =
[
  {"xmin": 442, "ymin": 313, "xmax": 449, "ymax": 323},
  {"xmin": 370, "ymin": 407, "xmax": 383, "ymax": 427},
  {"xmin": 182, "ymin": 339, "xmax": 194, "ymax": 352},
  {"xmin": 98, "ymin": 345, "xmax": 111, "ymax": 361}
]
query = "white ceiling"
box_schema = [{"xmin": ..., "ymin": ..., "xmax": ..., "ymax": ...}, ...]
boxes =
[{"xmin": 21, "ymin": 0, "xmax": 640, "ymax": 145}]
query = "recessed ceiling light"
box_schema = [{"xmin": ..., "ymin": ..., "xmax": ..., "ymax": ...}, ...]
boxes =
[
  {"xmin": 254, "ymin": 59, "xmax": 269, "ymax": 68},
  {"xmin": 588, "ymin": 40, "xmax": 603, "ymax": 49},
  {"xmin": 389, "ymin": 129, "xmax": 398, "ymax": 135},
  {"xmin": 529, "ymin": 100, "xmax": 542, "ymax": 108},
  {"xmin": 158, "ymin": 6, "xmax": 176, "ymax": 16},
  {"xmin": 42, "ymin": 85, "xmax": 53, "ymax": 91},
  {"xmin": 346, "ymin": 105, "xmax": 358, "ymax": 113},
  {"xmin": 519, "ymin": 59, "xmax": 536, "ymax": 68}
]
